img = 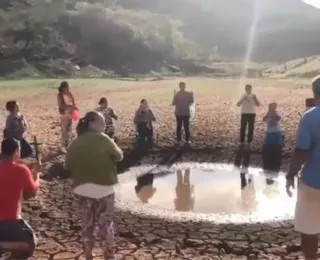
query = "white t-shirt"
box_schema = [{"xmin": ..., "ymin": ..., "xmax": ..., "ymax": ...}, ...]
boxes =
[{"xmin": 240, "ymin": 94, "xmax": 256, "ymax": 114}]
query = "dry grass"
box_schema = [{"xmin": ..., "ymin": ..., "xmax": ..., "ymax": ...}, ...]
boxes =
[{"xmin": 0, "ymin": 77, "xmax": 313, "ymax": 157}]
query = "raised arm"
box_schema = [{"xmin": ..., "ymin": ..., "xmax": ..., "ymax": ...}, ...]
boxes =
[
  {"xmin": 20, "ymin": 115, "xmax": 28, "ymax": 132},
  {"xmin": 263, "ymin": 112, "xmax": 269, "ymax": 122},
  {"xmin": 109, "ymin": 108, "xmax": 118, "ymax": 120},
  {"xmin": 253, "ymin": 94, "xmax": 260, "ymax": 107},
  {"xmin": 149, "ymin": 109, "xmax": 156, "ymax": 122},
  {"xmin": 237, "ymin": 94, "xmax": 245, "ymax": 107},
  {"xmin": 21, "ymin": 164, "xmax": 40, "ymax": 200},
  {"xmin": 105, "ymin": 135, "xmax": 123, "ymax": 162},
  {"xmin": 273, "ymin": 111, "xmax": 281, "ymax": 121},
  {"xmin": 69, "ymin": 92, "xmax": 77, "ymax": 108}
]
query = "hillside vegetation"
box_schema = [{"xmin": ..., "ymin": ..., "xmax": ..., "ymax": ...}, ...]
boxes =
[{"xmin": 0, "ymin": 0, "xmax": 319, "ymax": 77}]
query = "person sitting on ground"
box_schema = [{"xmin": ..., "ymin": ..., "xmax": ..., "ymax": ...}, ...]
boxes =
[
  {"xmin": 3, "ymin": 100, "xmax": 33, "ymax": 159},
  {"xmin": 95, "ymin": 97, "xmax": 118, "ymax": 140},
  {"xmin": 0, "ymin": 138, "xmax": 41, "ymax": 259},
  {"xmin": 65, "ymin": 111, "xmax": 123, "ymax": 260},
  {"xmin": 57, "ymin": 81, "xmax": 77, "ymax": 154},
  {"xmin": 262, "ymin": 102, "xmax": 283, "ymax": 173},
  {"xmin": 134, "ymin": 99, "xmax": 156, "ymax": 149},
  {"xmin": 237, "ymin": 84, "xmax": 260, "ymax": 147},
  {"xmin": 172, "ymin": 82, "xmax": 194, "ymax": 147}
]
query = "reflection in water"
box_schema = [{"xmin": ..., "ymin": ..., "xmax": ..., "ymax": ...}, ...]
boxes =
[
  {"xmin": 235, "ymin": 146, "xmax": 281, "ymax": 212},
  {"xmin": 135, "ymin": 173, "xmax": 156, "ymax": 203},
  {"xmin": 235, "ymin": 148, "xmax": 257, "ymax": 212},
  {"xmin": 240, "ymin": 173, "xmax": 257, "ymax": 212},
  {"xmin": 234, "ymin": 146, "xmax": 251, "ymax": 173},
  {"xmin": 174, "ymin": 169, "xmax": 195, "ymax": 212},
  {"xmin": 117, "ymin": 162, "xmax": 296, "ymax": 220}
]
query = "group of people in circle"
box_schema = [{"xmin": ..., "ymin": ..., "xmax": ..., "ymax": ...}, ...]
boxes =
[{"xmin": 0, "ymin": 77, "xmax": 318, "ymax": 260}]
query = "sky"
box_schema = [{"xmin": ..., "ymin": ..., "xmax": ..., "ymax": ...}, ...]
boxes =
[{"xmin": 303, "ymin": 0, "xmax": 320, "ymax": 8}]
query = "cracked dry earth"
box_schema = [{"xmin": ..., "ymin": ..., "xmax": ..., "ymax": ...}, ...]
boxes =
[
  {"xmin": 2, "ymin": 78, "xmax": 314, "ymax": 259},
  {"xmin": 21, "ymin": 154, "xmax": 309, "ymax": 260}
]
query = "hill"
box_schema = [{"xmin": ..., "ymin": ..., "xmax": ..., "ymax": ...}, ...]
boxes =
[
  {"xmin": 110, "ymin": 0, "xmax": 320, "ymax": 62},
  {"xmin": 0, "ymin": 0, "xmax": 319, "ymax": 77}
]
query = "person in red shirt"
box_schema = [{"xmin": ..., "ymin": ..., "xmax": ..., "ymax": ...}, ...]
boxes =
[{"xmin": 0, "ymin": 138, "xmax": 41, "ymax": 259}]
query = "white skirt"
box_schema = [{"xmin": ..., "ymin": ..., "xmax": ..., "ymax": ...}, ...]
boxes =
[
  {"xmin": 73, "ymin": 183, "xmax": 115, "ymax": 199},
  {"xmin": 294, "ymin": 179, "xmax": 320, "ymax": 235}
]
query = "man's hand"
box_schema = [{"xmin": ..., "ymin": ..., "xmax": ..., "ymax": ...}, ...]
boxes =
[
  {"xmin": 286, "ymin": 175, "xmax": 295, "ymax": 197},
  {"xmin": 30, "ymin": 161, "xmax": 42, "ymax": 180}
]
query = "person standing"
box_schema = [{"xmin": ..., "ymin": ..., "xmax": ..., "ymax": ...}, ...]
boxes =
[
  {"xmin": 286, "ymin": 75, "xmax": 320, "ymax": 260},
  {"xmin": 65, "ymin": 111, "xmax": 123, "ymax": 260},
  {"xmin": 262, "ymin": 102, "xmax": 283, "ymax": 173},
  {"xmin": 57, "ymin": 81, "xmax": 77, "ymax": 154},
  {"xmin": 237, "ymin": 84, "xmax": 260, "ymax": 146},
  {"xmin": 172, "ymin": 82, "xmax": 194, "ymax": 147}
]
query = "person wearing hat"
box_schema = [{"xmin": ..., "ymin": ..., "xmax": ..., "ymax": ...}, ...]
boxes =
[
  {"xmin": 95, "ymin": 97, "xmax": 118, "ymax": 140},
  {"xmin": 287, "ymin": 75, "xmax": 320, "ymax": 260}
]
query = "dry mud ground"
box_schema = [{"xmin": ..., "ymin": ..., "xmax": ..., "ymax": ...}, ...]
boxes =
[
  {"xmin": 0, "ymin": 77, "xmax": 312, "ymax": 156},
  {"xmin": 0, "ymin": 78, "xmax": 314, "ymax": 259}
]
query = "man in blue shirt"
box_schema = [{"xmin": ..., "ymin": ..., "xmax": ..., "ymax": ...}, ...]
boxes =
[{"xmin": 287, "ymin": 75, "xmax": 320, "ymax": 260}]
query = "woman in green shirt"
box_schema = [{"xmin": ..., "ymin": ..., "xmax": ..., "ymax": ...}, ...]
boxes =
[{"xmin": 65, "ymin": 111, "xmax": 123, "ymax": 260}]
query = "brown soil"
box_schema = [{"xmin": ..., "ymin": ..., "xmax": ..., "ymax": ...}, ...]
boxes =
[
  {"xmin": 1, "ymin": 79, "xmax": 309, "ymax": 158},
  {"xmin": 1, "ymin": 78, "xmax": 312, "ymax": 259}
]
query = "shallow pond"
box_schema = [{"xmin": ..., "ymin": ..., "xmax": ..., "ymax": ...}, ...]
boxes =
[{"xmin": 116, "ymin": 163, "xmax": 297, "ymax": 222}]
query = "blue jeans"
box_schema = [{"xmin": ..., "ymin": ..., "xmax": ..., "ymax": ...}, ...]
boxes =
[{"xmin": 0, "ymin": 219, "xmax": 37, "ymax": 259}]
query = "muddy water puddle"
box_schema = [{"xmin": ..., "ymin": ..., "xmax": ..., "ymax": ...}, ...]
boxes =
[{"xmin": 116, "ymin": 163, "xmax": 297, "ymax": 221}]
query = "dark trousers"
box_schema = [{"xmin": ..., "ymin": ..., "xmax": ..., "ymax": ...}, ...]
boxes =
[
  {"xmin": 137, "ymin": 123, "xmax": 153, "ymax": 147},
  {"xmin": 0, "ymin": 219, "xmax": 37, "ymax": 259},
  {"xmin": 176, "ymin": 116, "xmax": 190, "ymax": 142},
  {"xmin": 19, "ymin": 138, "xmax": 33, "ymax": 159},
  {"xmin": 240, "ymin": 113, "xmax": 256, "ymax": 143},
  {"xmin": 262, "ymin": 146, "xmax": 282, "ymax": 173}
]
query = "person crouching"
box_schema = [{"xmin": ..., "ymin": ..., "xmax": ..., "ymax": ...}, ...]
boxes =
[
  {"xmin": 134, "ymin": 99, "xmax": 156, "ymax": 149},
  {"xmin": 3, "ymin": 101, "xmax": 33, "ymax": 159},
  {"xmin": 262, "ymin": 102, "xmax": 284, "ymax": 173},
  {"xmin": 95, "ymin": 97, "xmax": 118, "ymax": 141},
  {"xmin": 0, "ymin": 138, "xmax": 41, "ymax": 259}
]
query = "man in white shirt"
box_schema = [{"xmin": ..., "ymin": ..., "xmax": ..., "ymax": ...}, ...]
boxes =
[{"xmin": 237, "ymin": 84, "xmax": 260, "ymax": 146}]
